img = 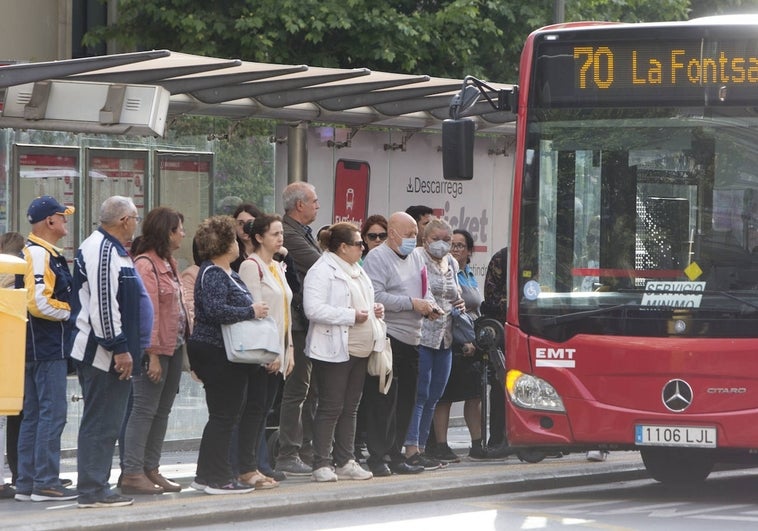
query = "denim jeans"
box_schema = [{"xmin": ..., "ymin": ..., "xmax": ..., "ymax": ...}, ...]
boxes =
[
  {"xmin": 76, "ymin": 362, "xmax": 132, "ymax": 503},
  {"xmin": 16, "ymin": 360, "xmax": 68, "ymax": 494},
  {"xmin": 404, "ymin": 345, "xmax": 452, "ymax": 448},
  {"xmin": 311, "ymin": 356, "xmax": 368, "ymax": 469},
  {"xmin": 122, "ymin": 346, "xmax": 184, "ymax": 474}
]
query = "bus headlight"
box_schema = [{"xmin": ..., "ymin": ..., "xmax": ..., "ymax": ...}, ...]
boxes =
[{"xmin": 506, "ymin": 370, "xmax": 565, "ymax": 412}]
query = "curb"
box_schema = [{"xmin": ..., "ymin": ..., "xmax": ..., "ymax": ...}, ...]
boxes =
[{"xmin": 14, "ymin": 461, "xmax": 649, "ymax": 531}]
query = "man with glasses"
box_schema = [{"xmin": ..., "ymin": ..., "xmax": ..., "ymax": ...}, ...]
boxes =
[
  {"xmin": 405, "ymin": 205, "xmax": 434, "ymax": 247},
  {"xmin": 70, "ymin": 196, "xmax": 152, "ymax": 508},
  {"xmin": 15, "ymin": 196, "xmax": 76, "ymax": 502}
]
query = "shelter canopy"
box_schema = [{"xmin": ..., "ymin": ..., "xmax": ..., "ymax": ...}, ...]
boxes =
[{"xmin": 0, "ymin": 49, "xmax": 514, "ymax": 134}]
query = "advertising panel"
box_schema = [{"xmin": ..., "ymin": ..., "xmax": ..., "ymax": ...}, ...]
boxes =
[{"xmin": 333, "ymin": 159, "xmax": 370, "ymax": 226}]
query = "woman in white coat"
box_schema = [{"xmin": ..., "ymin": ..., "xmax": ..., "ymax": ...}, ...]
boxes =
[{"xmin": 303, "ymin": 222, "xmax": 384, "ymax": 482}]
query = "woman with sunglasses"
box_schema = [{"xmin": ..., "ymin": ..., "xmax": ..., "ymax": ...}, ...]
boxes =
[
  {"xmin": 360, "ymin": 215, "xmax": 388, "ymax": 260},
  {"xmin": 303, "ymin": 222, "xmax": 385, "ymax": 482}
]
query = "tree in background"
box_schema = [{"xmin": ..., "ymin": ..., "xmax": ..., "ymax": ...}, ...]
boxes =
[
  {"xmin": 165, "ymin": 115, "xmax": 276, "ymax": 214},
  {"xmin": 83, "ymin": 0, "xmax": 713, "ymax": 83},
  {"xmin": 82, "ymin": 0, "xmax": 758, "ymax": 209}
]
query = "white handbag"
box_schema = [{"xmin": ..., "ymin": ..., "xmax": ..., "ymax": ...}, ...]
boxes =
[
  {"xmin": 221, "ymin": 317, "xmax": 282, "ymax": 365},
  {"xmin": 200, "ymin": 264, "xmax": 282, "ymax": 365}
]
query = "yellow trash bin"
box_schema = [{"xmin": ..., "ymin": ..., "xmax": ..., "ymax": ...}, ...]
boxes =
[{"xmin": 0, "ymin": 254, "xmax": 28, "ymax": 416}]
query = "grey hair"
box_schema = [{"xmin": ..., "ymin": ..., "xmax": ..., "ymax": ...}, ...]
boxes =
[
  {"xmin": 423, "ymin": 217, "xmax": 451, "ymax": 239},
  {"xmin": 100, "ymin": 196, "xmax": 136, "ymax": 225},
  {"xmin": 282, "ymin": 182, "xmax": 315, "ymax": 213}
]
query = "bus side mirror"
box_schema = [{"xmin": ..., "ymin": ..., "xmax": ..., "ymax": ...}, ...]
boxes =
[{"xmin": 442, "ymin": 119, "xmax": 474, "ymax": 180}]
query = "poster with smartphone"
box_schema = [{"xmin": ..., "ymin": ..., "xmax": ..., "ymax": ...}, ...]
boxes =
[{"xmin": 333, "ymin": 159, "xmax": 370, "ymax": 227}]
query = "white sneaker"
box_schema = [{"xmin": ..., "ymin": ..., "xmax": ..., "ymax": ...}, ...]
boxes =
[
  {"xmin": 335, "ymin": 460, "xmax": 373, "ymax": 480},
  {"xmin": 586, "ymin": 450, "xmax": 609, "ymax": 462},
  {"xmin": 312, "ymin": 466, "xmax": 338, "ymax": 482}
]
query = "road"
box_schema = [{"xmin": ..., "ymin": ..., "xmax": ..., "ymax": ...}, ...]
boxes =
[{"xmin": 171, "ymin": 470, "xmax": 758, "ymax": 531}]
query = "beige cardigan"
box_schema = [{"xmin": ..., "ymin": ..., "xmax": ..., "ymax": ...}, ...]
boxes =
[{"xmin": 238, "ymin": 253, "xmax": 293, "ymax": 373}]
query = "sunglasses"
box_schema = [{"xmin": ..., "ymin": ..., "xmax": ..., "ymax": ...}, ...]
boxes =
[
  {"xmin": 346, "ymin": 241, "xmax": 364, "ymax": 247},
  {"xmin": 366, "ymin": 232, "xmax": 388, "ymax": 241}
]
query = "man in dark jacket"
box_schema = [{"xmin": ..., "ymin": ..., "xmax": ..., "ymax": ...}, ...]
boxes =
[{"xmin": 275, "ymin": 182, "xmax": 322, "ymax": 476}]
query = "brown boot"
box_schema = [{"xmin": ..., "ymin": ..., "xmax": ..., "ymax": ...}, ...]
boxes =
[
  {"xmin": 145, "ymin": 468, "xmax": 182, "ymax": 493},
  {"xmin": 120, "ymin": 473, "xmax": 164, "ymax": 495}
]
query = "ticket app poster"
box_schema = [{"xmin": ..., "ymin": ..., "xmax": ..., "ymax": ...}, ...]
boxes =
[{"xmin": 333, "ymin": 159, "xmax": 369, "ymax": 227}]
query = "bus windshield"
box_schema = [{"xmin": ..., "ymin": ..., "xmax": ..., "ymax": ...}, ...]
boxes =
[{"xmin": 520, "ymin": 32, "xmax": 758, "ymax": 340}]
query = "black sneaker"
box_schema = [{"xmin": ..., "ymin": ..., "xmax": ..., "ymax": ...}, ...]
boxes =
[
  {"xmin": 469, "ymin": 444, "xmax": 488, "ymax": 460},
  {"xmin": 31, "ymin": 485, "xmax": 78, "ymax": 502},
  {"xmin": 486, "ymin": 443, "xmax": 514, "ymax": 459},
  {"xmin": 406, "ymin": 452, "xmax": 444, "ymax": 471},
  {"xmin": 431, "ymin": 444, "xmax": 461, "ymax": 463},
  {"xmin": 78, "ymin": 494, "xmax": 134, "ymax": 508},
  {"xmin": 0, "ymin": 484, "xmax": 15, "ymax": 499},
  {"xmin": 204, "ymin": 480, "xmax": 254, "ymax": 495}
]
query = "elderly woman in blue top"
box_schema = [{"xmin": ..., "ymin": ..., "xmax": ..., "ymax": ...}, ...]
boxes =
[
  {"xmin": 186, "ymin": 215, "xmax": 270, "ymax": 495},
  {"xmin": 404, "ymin": 218, "xmax": 465, "ymax": 469}
]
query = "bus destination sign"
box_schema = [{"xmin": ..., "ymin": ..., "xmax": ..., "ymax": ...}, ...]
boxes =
[{"xmin": 535, "ymin": 39, "xmax": 758, "ymax": 107}]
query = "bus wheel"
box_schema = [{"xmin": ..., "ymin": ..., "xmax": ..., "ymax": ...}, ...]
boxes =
[
  {"xmin": 517, "ymin": 449, "xmax": 547, "ymax": 463},
  {"xmin": 640, "ymin": 447, "xmax": 714, "ymax": 483}
]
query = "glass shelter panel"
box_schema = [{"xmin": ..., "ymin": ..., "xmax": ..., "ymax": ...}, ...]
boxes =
[
  {"xmin": 14, "ymin": 145, "xmax": 80, "ymax": 258},
  {"xmin": 155, "ymin": 151, "xmax": 213, "ymax": 272}
]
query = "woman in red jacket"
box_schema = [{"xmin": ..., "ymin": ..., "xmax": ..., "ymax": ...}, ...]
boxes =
[{"xmin": 121, "ymin": 207, "xmax": 189, "ymax": 494}]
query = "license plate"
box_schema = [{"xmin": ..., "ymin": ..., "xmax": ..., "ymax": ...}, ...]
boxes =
[{"xmin": 635, "ymin": 424, "xmax": 717, "ymax": 448}]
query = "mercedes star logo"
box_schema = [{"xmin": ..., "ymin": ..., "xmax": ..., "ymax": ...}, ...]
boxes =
[{"xmin": 662, "ymin": 379, "xmax": 693, "ymax": 412}]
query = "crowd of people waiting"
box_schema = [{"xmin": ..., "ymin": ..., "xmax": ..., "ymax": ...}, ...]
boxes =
[{"xmin": 0, "ymin": 186, "xmax": 519, "ymax": 507}]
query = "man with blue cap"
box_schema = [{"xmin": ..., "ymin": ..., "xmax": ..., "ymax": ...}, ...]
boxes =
[{"xmin": 14, "ymin": 195, "xmax": 77, "ymax": 502}]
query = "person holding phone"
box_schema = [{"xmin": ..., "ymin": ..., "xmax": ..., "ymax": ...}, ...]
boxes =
[{"xmin": 403, "ymin": 218, "xmax": 464, "ymax": 470}]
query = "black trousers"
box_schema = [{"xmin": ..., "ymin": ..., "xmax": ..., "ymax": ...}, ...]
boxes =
[
  {"xmin": 188, "ymin": 339, "xmax": 267, "ymax": 484},
  {"xmin": 362, "ymin": 336, "xmax": 418, "ymax": 467}
]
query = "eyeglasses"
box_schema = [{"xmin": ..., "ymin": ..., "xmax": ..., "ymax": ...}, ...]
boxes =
[
  {"xmin": 346, "ymin": 241, "xmax": 364, "ymax": 247},
  {"xmin": 366, "ymin": 232, "xmax": 388, "ymax": 241},
  {"xmin": 122, "ymin": 215, "xmax": 142, "ymax": 223},
  {"xmin": 451, "ymin": 243, "xmax": 467, "ymax": 250}
]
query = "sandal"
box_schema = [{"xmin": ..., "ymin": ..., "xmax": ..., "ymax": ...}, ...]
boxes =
[{"xmin": 239, "ymin": 471, "xmax": 279, "ymax": 490}]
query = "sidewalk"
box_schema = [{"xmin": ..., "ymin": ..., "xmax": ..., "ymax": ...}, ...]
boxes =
[{"xmin": 2, "ymin": 433, "xmax": 650, "ymax": 531}]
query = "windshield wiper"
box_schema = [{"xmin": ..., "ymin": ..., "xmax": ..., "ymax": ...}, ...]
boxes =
[
  {"xmin": 541, "ymin": 302, "xmax": 637, "ymax": 326},
  {"xmin": 703, "ymin": 290, "xmax": 758, "ymax": 312}
]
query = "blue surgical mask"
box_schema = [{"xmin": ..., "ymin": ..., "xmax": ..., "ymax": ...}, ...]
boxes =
[
  {"xmin": 428, "ymin": 240, "xmax": 451, "ymax": 259},
  {"xmin": 398, "ymin": 237, "xmax": 417, "ymax": 256}
]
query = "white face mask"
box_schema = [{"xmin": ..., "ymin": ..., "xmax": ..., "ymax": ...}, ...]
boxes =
[
  {"xmin": 428, "ymin": 240, "xmax": 451, "ymax": 259},
  {"xmin": 398, "ymin": 237, "xmax": 417, "ymax": 256}
]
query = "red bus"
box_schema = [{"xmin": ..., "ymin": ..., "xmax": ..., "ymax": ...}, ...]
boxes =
[{"xmin": 446, "ymin": 16, "xmax": 758, "ymax": 483}]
